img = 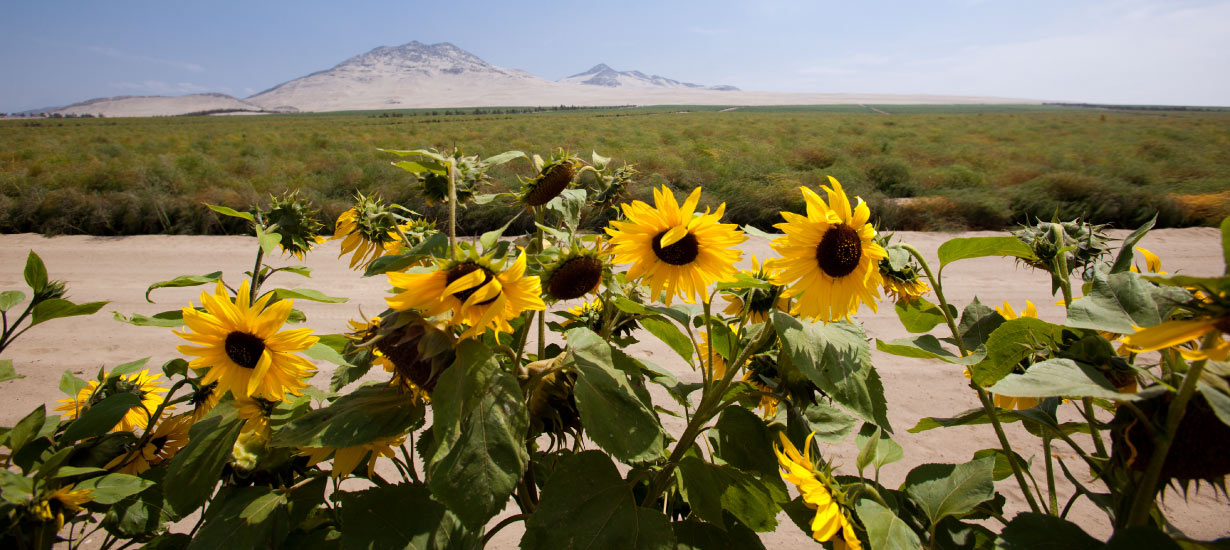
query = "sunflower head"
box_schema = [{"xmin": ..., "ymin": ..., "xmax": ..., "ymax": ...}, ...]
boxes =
[
  {"xmin": 1112, "ymin": 387, "xmax": 1230, "ymax": 485},
  {"xmin": 875, "ymin": 237, "xmax": 929, "ymax": 304},
  {"xmin": 774, "ymin": 431, "xmax": 862, "ymax": 548},
  {"xmin": 541, "ymin": 244, "xmax": 608, "ymax": 302},
  {"xmin": 605, "ymin": 185, "xmax": 745, "ymax": 305},
  {"xmin": 332, "ymin": 193, "xmax": 403, "ymax": 269},
  {"xmin": 721, "ymin": 255, "xmax": 789, "ymax": 323},
  {"xmin": 55, "ymin": 369, "xmax": 168, "ymax": 433},
  {"xmin": 371, "ymin": 311, "xmax": 457, "ymax": 396},
  {"xmin": 299, "ymin": 434, "xmax": 407, "ymax": 480},
  {"xmin": 265, "ymin": 191, "xmax": 325, "ymax": 260},
  {"xmin": 557, "ymin": 297, "xmax": 640, "ymax": 343},
  {"xmin": 767, "ymin": 177, "xmax": 886, "ymax": 322},
  {"xmin": 107, "ymin": 413, "xmax": 193, "ymax": 474},
  {"xmin": 32, "ymin": 484, "xmax": 94, "ymax": 531},
  {"xmin": 519, "ymin": 354, "xmax": 581, "ymax": 446},
  {"xmin": 1012, "ymin": 218, "xmax": 1110, "ymax": 277},
  {"xmin": 522, "ymin": 152, "xmax": 580, "ymax": 207}
]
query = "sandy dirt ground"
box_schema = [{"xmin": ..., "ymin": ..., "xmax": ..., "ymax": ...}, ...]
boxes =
[{"xmin": 1, "ymin": 227, "xmax": 1227, "ymax": 546}]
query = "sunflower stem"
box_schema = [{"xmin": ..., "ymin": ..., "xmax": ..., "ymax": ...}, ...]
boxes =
[
  {"xmin": 1123, "ymin": 344, "xmax": 1210, "ymax": 528},
  {"xmin": 448, "ymin": 155, "xmax": 458, "ymax": 261},
  {"xmin": 1050, "ymin": 223, "xmax": 1074, "ymax": 308},
  {"xmin": 1044, "ymin": 435, "xmax": 1058, "ymax": 515},
  {"xmin": 1081, "ymin": 397, "xmax": 1109, "ymax": 458},
  {"xmin": 534, "ymin": 208, "xmax": 546, "ymax": 360},
  {"xmin": 249, "ymin": 244, "xmax": 265, "ymax": 303},
  {"xmin": 900, "ymin": 243, "xmax": 1043, "ymax": 515}
]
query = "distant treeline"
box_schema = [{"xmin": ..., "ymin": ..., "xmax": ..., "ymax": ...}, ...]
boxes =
[
  {"xmin": 1046, "ymin": 102, "xmax": 1230, "ymax": 112},
  {"xmin": 369, "ymin": 105, "xmax": 637, "ymax": 118}
]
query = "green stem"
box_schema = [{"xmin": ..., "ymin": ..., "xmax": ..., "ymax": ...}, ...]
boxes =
[
  {"xmin": 1080, "ymin": 397, "xmax": 1108, "ymax": 458},
  {"xmin": 1044, "ymin": 435, "xmax": 1058, "ymax": 515},
  {"xmin": 534, "ymin": 208, "xmax": 546, "ymax": 360},
  {"xmin": 249, "ymin": 242, "xmax": 264, "ymax": 302},
  {"xmin": 900, "ymin": 243, "xmax": 1043, "ymax": 515},
  {"xmin": 1050, "ymin": 224, "xmax": 1073, "ymax": 307},
  {"xmin": 448, "ymin": 156, "xmax": 458, "ymax": 260},
  {"xmin": 1123, "ymin": 351, "xmax": 1210, "ymax": 528}
]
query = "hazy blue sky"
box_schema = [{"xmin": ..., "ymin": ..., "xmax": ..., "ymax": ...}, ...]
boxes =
[{"xmin": 2, "ymin": 0, "xmax": 1227, "ymax": 111}]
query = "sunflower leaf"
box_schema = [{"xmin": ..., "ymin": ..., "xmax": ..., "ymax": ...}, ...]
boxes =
[
  {"xmin": 335, "ymin": 483, "xmax": 476, "ymax": 550},
  {"xmin": 107, "ymin": 357, "xmax": 150, "ymax": 379},
  {"xmin": 568, "ymin": 328, "xmax": 667, "ymax": 462},
  {"xmin": 672, "ymin": 517, "xmax": 766, "ymax": 550},
  {"xmin": 271, "ymin": 288, "xmax": 349, "ymax": 304},
  {"xmin": 271, "ymin": 385, "xmax": 423, "ymax": 449},
  {"xmin": 901, "ymin": 456, "xmax": 995, "ymax": 527},
  {"xmin": 205, "ymin": 204, "xmax": 255, "ymax": 223},
  {"xmin": 987, "ymin": 358, "xmax": 1134, "ymax": 400},
  {"xmin": 113, "ymin": 310, "xmax": 185, "ymax": 327},
  {"xmin": 0, "ymin": 359, "xmax": 22, "ymax": 382},
  {"xmin": 144, "ymin": 272, "xmax": 222, "ymax": 303},
  {"xmin": 522, "ymin": 451, "xmax": 675, "ymax": 550},
  {"xmin": 30, "ymin": 298, "xmax": 107, "ymax": 326},
  {"xmin": 426, "ymin": 340, "xmax": 529, "ymax": 530},
  {"xmin": 7, "ymin": 405, "xmax": 45, "ymax": 456},
  {"xmin": 363, "ymin": 232, "xmax": 448, "ymax": 276},
  {"xmin": 798, "ymin": 400, "xmax": 859, "ymax": 444},
  {"xmin": 164, "ymin": 403, "xmax": 244, "ymax": 518},
  {"xmin": 1066, "ymin": 270, "xmax": 1160, "ymax": 334},
  {"xmin": 969, "ymin": 317, "xmax": 1067, "ymax": 388},
  {"xmin": 894, "ymin": 297, "xmax": 955, "ymax": 334},
  {"xmin": 479, "ymin": 211, "xmax": 522, "ymax": 252},
  {"xmin": 1109, "ymin": 215, "xmax": 1156, "ymax": 274},
  {"xmin": 74, "ymin": 473, "xmax": 155, "ymax": 505},
  {"xmin": 709, "ymin": 407, "xmax": 785, "ymax": 484},
  {"xmin": 876, "ymin": 336, "xmax": 984, "ymax": 365},
  {"xmin": 640, "ymin": 316, "xmax": 696, "ymax": 367},
  {"xmin": 855, "ymin": 498, "xmax": 923, "ymax": 550},
  {"xmin": 936, "ymin": 236, "xmax": 1035, "ymax": 273},
  {"xmin": 23, "ymin": 250, "xmax": 47, "ymax": 293},
  {"xmin": 59, "ymin": 369, "xmax": 88, "ymax": 397},
  {"xmin": 856, "ymin": 423, "xmax": 904, "ymax": 474},
  {"xmin": 62, "ymin": 393, "xmax": 141, "ymax": 443},
  {"xmin": 0, "ymin": 290, "xmax": 25, "ymax": 312},
  {"xmin": 678, "ymin": 457, "xmax": 781, "ymax": 532},
  {"xmin": 995, "ymin": 513, "xmax": 1100, "ymax": 550},
  {"xmin": 187, "ymin": 486, "xmax": 290, "ymax": 550}
]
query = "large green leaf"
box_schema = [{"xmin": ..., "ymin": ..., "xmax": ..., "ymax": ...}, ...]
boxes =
[
  {"xmin": 271, "ymin": 288, "xmax": 349, "ymax": 304},
  {"xmin": 30, "ymin": 298, "xmax": 107, "ymax": 326},
  {"xmin": 74, "ymin": 473, "xmax": 155, "ymax": 504},
  {"xmin": 426, "ymin": 340, "xmax": 528, "ymax": 530},
  {"xmin": 567, "ymin": 328, "xmax": 666, "ymax": 462},
  {"xmin": 672, "ymin": 518, "xmax": 766, "ymax": 550},
  {"xmin": 678, "ymin": 457, "xmax": 782, "ymax": 532},
  {"xmin": 856, "ymin": 423, "xmax": 904, "ymax": 474},
  {"xmin": 521, "ymin": 451, "xmax": 674, "ymax": 550},
  {"xmin": 876, "ymin": 336, "xmax": 984, "ymax": 365},
  {"xmin": 855, "ymin": 498, "xmax": 923, "ymax": 550},
  {"xmin": 894, "ymin": 298, "xmax": 955, "ymax": 334},
  {"xmin": 363, "ymin": 232, "xmax": 448, "ymax": 276},
  {"xmin": 271, "ymin": 385, "xmax": 423, "ymax": 449},
  {"xmin": 23, "ymin": 250, "xmax": 48, "ymax": 293},
  {"xmin": 1108, "ymin": 216, "xmax": 1157, "ymax": 274},
  {"xmin": 7, "ymin": 405, "xmax": 46, "ymax": 455},
  {"xmin": 709, "ymin": 407, "xmax": 782, "ymax": 481},
  {"xmin": 337, "ymin": 483, "xmax": 475, "ymax": 550},
  {"xmin": 164, "ymin": 404, "xmax": 244, "ymax": 517},
  {"xmin": 62, "ymin": 393, "xmax": 141, "ymax": 442},
  {"xmin": 187, "ymin": 486, "xmax": 290, "ymax": 550},
  {"xmin": 1066, "ymin": 270, "xmax": 1160, "ymax": 334},
  {"xmin": 968, "ymin": 317, "xmax": 1066, "ymax": 388},
  {"xmin": 772, "ymin": 313, "xmax": 891, "ymax": 430},
  {"xmin": 302, "ymin": 340, "xmax": 355, "ymax": 369},
  {"xmin": 0, "ymin": 290, "xmax": 25, "ymax": 312},
  {"xmin": 798, "ymin": 400, "xmax": 859, "ymax": 444},
  {"xmin": 901, "ymin": 457, "xmax": 995, "ymax": 527},
  {"xmin": 937, "ymin": 236, "xmax": 1035, "ymax": 272},
  {"xmin": 987, "ymin": 359, "xmax": 1135, "ymax": 400},
  {"xmin": 639, "ymin": 316, "xmax": 696, "ymax": 366},
  {"xmin": 994, "ymin": 513, "xmax": 1100, "ymax": 550},
  {"xmin": 59, "ymin": 369, "xmax": 88, "ymax": 398},
  {"xmin": 144, "ymin": 272, "xmax": 222, "ymax": 302},
  {"xmin": 103, "ymin": 470, "xmax": 171, "ymax": 539},
  {"xmin": 956, "ymin": 298, "xmax": 1004, "ymax": 354}
]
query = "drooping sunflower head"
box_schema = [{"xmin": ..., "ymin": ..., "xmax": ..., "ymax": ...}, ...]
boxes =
[
  {"xmin": 107, "ymin": 413, "xmax": 193, "ymax": 475},
  {"xmin": 875, "ymin": 236, "xmax": 929, "ymax": 304},
  {"xmin": 175, "ymin": 279, "xmax": 319, "ymax": 402},
  {"xmin": 344, "ymin": 316, "xmax": 393, "ymax": 373},
  {"xmin": 299, "ymin": 434, "xmax": 407, "ymax": 480},
  {"xmin": 721, "ymin": 255, "xmax": 790, "ymax": 324},
  {"xmin": 1112, "ymin": 387, "xmax": 1230, "ymax": 485},
  {"xmin": 1012, "ymin": 218, "xmax": 1111, "ymax": 276},
  {"xmin": 370, "ymin": 310, "xmax": 456, "ymax": 396},
  {"xmin": 416, "ymin": 151, "xmax": 486, "ymax": 206},
  {"xmin": 332, "ymin": 193, "xmax": 403, "ymax": 270},
  {"xmin": 265, "ymin": 191, "xmax": 326, "ymax": 260},
  {"xmin": 189, "ymin": 382, "xmax": 221, "ymax": 423},
  {"xmin": 604, "ymin": 185, "xmax": 745, "ymax": 305},
  {"xmin": 995, "ymin": 300, "xmax": 1037, "ymax": 321},
  {"xmin": 521, "ymin": 152, "xmax": 580, "ymax": 207},
  {"xmin": 767, "ymin": 177, "xmax": 886, "ymax": 322},
  {"xmin": 55, "ymin": 369, "xmax": 168, "ymax": 433},
  {"xmin": 33, "ymin": 484, "xmax": 94, "ymax": 530},
  {"xmin": 519, "ymin": 354, "xmax": 581, "ymax": 446},
  {"xmin": 774, "ymin": 431, "xmax": 862, "ymax": 548},
  {"xmin": 557, "ymin": 297, "xmax": 640, "ymax": 342},
  {"xmin": 386, "ymin": 246, "xmax": 546, "ymax": 340},
  {"xmin": 541, "ymin": 244, "xmax": 609, "ymax": 302}
]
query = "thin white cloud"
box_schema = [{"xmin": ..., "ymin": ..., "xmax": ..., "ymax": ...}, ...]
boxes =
[{"xmin": 88, "ymin": 46, "xmax": 205, "ymax": 73}]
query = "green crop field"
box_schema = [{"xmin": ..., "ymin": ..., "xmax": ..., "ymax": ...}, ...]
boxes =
[{"xmin": 1, "ymin": 104, "xmax": 1227, "ymax": 236}]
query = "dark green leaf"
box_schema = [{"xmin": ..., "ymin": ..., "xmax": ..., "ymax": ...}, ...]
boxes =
[
  {"xmin": 1109, "ymin": 216, "xmax": 1157, "ymax": 274},
  {"xmin": 856, "ymin": 423, "xmax": 904, "ymax": 473},
  {"xmin": 994, "ymin": 513, "xmax": 1099, "ymax": 550},
  {"xmin": 800, "ymin": 400, "xmax": 859, "ymax": 444},
  {"xmin": 678, "ymin": 457, "xmax": 781, "ymax": 532},
  {"xmin": 272, "ymin": 385, "xmax": 423, "ymax": 449},
  {"xmin": 772, "ymin": 313, "xmax": 891, "ymax": 430},
  {"xmin": 188, "ymin": 486, "xmax": 289, "ymax": 550},
  {"xmin": 62, "ymin": 393, "xmax": 140, "ymax": 442},
  {"xmin": 1103, "ymin": 526, "xmax": 1183, "ymax": 550},
  {"xmin": 937, "ymin": 236, "xmax": 1035, "ymax": 271},
  {"xmin": 609, "ymin": 295, "xmax": 654, "ymax": 316},
  {"xmin": 281, "ymin": 265, "xmax": 313, "ymax": 277},
  {"xmin": 7, "ymin": 405, "xmax": 45, "ymax": 454},
  {"xmin": 74, "ymin": 473, "xmax": 155, "ymax": 504},
  {"xmin": 956, "ymin": 298, "xmax": 1004, "ymax": 354},
  {"xmin": 426, "ymin": 340, "xmax": 529, "ymax": 530},
  {"xmin": 876, "ymin": 336, "xmax": 984, "ymax": 365},
  {"xmin": 206, "ymin": 204, "xmax": 255, "ymax": 223},
  {"xmin": 895, "ymin": 298, "xmax": 955, "ymax": 334},
  {"xmin": 336, "ymin": 483, "xmax": 475, "ymax": 550},
  {"xmin": 272, "ymin": 288, "xmax": 349, "ymax": 304},
  {"xmin": 902, "ymin": 457, "xmax": 995, "ymax": 526},
  {"xmin": 24, "ymin": 250, "xmax": 48, "ymax": 293},
  {"xmin": 59, "ymin": 369, "xmax": 88, "ymax": 397},
  {"xmin": 145, "ymin": 272, "xmax": 222, "ymax": 302},
  {"xmin": 673, "ymin": 517, "xmax": 767, "ymax": 550},
  {"xmin": 0, "ymin": 290, "xmax": 25, "ymax": 312},
  {"xmin": 522, "ymin": 451, "xmax": 675, "ymax": 550},
  {"xmin": 30, "ymin": 298, "xmax": 107, "ymax": 326},
  {"xmin": 1066, "ymin": 270, "xmax": 1161, "ymax": 334},
  {"xmin": 0, "ymin": 359, "xmax": 22, "ymax": 382},
  {"xmin": 164, "ymin": 404, "xmax": 244, "ymax": 517},
  {"xmin": 709, "ymin": 407, "xmax": 782, "ymax": 481},
  {"xmin": 479, "ymin": 211, "xmax": 522, "ymax": 251},
  {"xmin": 972, "ymin": 448, "xmax": 1030, "ymax": 482},
  {"xmin": 161, "ymin": 358, "xmax": 189, "ymax": 378},
  {"xmin": 103, "ymin": 470, "xmax": 171, "ymax": 539},
  {"xmin": 113, "ymin": 310, "xmax": 185, "ymax": 327},
  {"xmin": 969, "ymin": 317, "xmax": 1065, "ymax": 388},
  {"xmin": 567, "ymin": 328, "xmax": 666, "ymax": 462},
  {"xmin": 1200, "ymin": 381, "xmax": 1230, "ymax": 428},
  {"xmin": 639, "ymin": 316, "xmax": 695, "ymax": 366},
  {"xmin": 855, "ymin": 498, "xmax": 923, "ymax": 550},
  {"xmin": 988, "ymin": 359, "xmax": 1135, "ymax": 400},
  {"xmin": 363, "ymin": 232, "xmax": 448, "ymax": 276}
]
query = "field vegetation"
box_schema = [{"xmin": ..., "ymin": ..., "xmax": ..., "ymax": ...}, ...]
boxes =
[{"xmin": 1, "ymin": 105, "xmax": 1227, "ymax": 235}]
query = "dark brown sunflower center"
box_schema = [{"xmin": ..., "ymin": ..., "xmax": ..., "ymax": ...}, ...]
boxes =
[
  {"xmin": 445, "ymin": 264, "xmax": 498, "ymax": 306},
  {"xmin": 651, "ymin": 231, "xmax": 699, "ymax": 266},
  {"xmin": 1215, "ymin": 316, "xmax": 1230, "ymax": 335},
  {"xmin": 150, "ymin": 436, "xmax": 169, "ymax": 453},
  {"xmin": 547, "ymin": 257, "xmax": 603, "ymax": 300},
  {"xmin": 815, "ymin": 224, "xmax": 862, "ymax": 278},
  {"xmin": 224, "ymin": 332, "xmax": 266, "ymax": 369},
  {"xmin": 525, "ymin": 163, "xmax": 575, "ymax": 207}
]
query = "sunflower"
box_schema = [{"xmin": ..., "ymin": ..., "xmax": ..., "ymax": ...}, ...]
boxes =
[
  {"xmin": 521, "ymin": 154, "xmax": 578, "ymax": 207},
  {"xmin": 743, "ymin": 370, "xmax": 780, "ymax": 419},
  {"xmin": 189, "ymin": 382, "xmax": 222, "ymax": 423},
  {"xmin": 721, "ymin": 255, "xmax": 789, "ymax": 324},
  {"xmin": 386, "ymin": 249, "xmax": 546, "ymax": 340},
  {"xmin": 107, "ymin": 414, "xmax": 192, "ymax": 474},
  {"xmin": 775, "ymin": 432, "xmax": 862, "ymax": 549},
  {"xmin": 235, "ymin": 396, "xmax": 277, "ymax": 439},
  {"xmin": 175, "ymin": 279, "xmax": 319, "ymax": 402},
  {"xmin": 265, "ymin": 191, "xmax": 327, "ymax": 260},
  {"xmin": 995, "ymin": 300, "xmax": 1037, "ymax": 320},
  {"xmin": 541, "ymin": 246, "xmax": 607, "ymax": 301},
  {"xmin": 1122, "ymin": 315, "xmax": 1230, "ymax": 362},
  {"xmin": 299, "ymin": 434, "xmax": 407, "ymax": 480},
  {"xmin": 347, "ymin": 317, "xmax": 393, "ymax": 373},
  {"xmin": 767, "ymin": 178, "xmax": 886, "ymax": 322},
  {"xmin": 1130, "ymin": 246, "xmax": 1166, "ymax": 274},
  {"xmin": 696, "ymin": 325, "xmax": 743, "ymax": 380},
  {"xmin": 877, "ymin": 243, "xmax": 929, "ymax": 303},
  {"xmin": 605, "ymin": 185, "xmax": 745, "ymax": 305},
  {"xmin": 33, "ymin": 484, "xmax": 93, "ymax": 531},
  {"xmin": 331, "ymin": 194, "xmax": 405, "ymax": 270},
  {"xmin": 55, "ymin": 369, "xmax": 168, "ymax": 433}
]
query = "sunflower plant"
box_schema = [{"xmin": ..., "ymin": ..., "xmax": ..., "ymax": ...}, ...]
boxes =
[{"xmin": 4, "ymin": 142, "xmax": 1227, "ymax": 550}]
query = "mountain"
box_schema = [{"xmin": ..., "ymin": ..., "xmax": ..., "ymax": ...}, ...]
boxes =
[
  {"xmin": 54, "ymin": 93, "xmax": 272, "ymax": 117},
  {"xmin": 560, "ymin": 63, "xmax": 737, "ymax": 91}
]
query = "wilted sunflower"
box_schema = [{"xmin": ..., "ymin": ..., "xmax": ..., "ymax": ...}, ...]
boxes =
[
  {"xmin": 541, "ymin": 246, "xmax": 607, "ymax": 301},
  {"xmin": 55, "ymin": 369, "xmax": 168, "ymax": 433},
  {"xmin": 369, "ymin": 311, "xmax": 455, "ymax": 398},
  {"xmin": 299, "ymin": 434, "xmax": 406, "ymax": 480},
  {"xmin": 721, "ymin": 255, "xmax": 789, "ymax": 324},
  {"xmin": 386, "ymin": 249, "xmax": 545, "ymax": 340},
  {"xmin": 768, "ymin": 178, "xmax": 886, "ymax": 322},
  {"xmin": 605, "ymin": 185, "xmax": 745, "ymax": 305},
  {"xmin": 108, "ymin": 413, "xmax": 192, "ymax": 474},
  {"xmin": 742, "ymin": 371, "xmax": 779, "ymax": 419},
  {"xmin": 521, "ymin": 154, "xmax": 579, "ymax": 207},
  {"xmin": 265, "ymin": 191, "xmax": 327, "ymax": 260},
  {"xmin": 331, "ymin": 193, "xmax": 404, "ymax": 270},
  {"xmin": 175, "ymin": 280, "xmax": 318, "ymax": 402},
  {"xmin": 775, "ymin": 432, "xmax": 862, "ymax": 548}
]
